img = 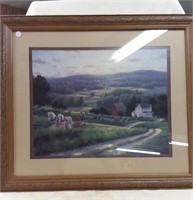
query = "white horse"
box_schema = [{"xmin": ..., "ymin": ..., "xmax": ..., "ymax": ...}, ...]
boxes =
[
  {"xmin": 47, "ymin": 111, "xmax": 56, "ymax": 124},
  {"xmin": 57, "ymin": 114, "xmax": 65, "ymax": 123},
  {"xmin": 48, "ymin": 112, "xmax": 73, "ymax": 128},
  {"xmin": 65, "ymin": 116, "xmax": 73, "ymax": 128}
]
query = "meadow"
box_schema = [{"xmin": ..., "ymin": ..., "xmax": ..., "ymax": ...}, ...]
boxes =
[
  {"xmin": 32, "ymin": 106, "xmax": 169, "ymax": 157},
  {"xmin": 134, "ymin": 121, "xmax": 170, "ymax": 155},
  {"xmin": 32, "ymin": 70, "xmax": 170, "ymax": 157}
]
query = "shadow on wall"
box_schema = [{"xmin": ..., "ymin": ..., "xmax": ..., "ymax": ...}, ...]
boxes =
[{"xmin": 179, "ymin": 0, "xmax": 193, "ymax": 13}]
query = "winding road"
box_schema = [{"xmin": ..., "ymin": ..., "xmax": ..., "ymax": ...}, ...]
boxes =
[{"xmin": 50, "ymin": 121, "xmax": 162, "ymax": 157}]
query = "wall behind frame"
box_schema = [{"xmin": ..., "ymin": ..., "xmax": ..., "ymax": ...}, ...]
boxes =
[
  {"xmin": 0, "ymin": 3, "xmax": 26, "ymax": 15},
  {"xmin": 0, "ymin": 0, "xmax": 192, "ymax": 199}
]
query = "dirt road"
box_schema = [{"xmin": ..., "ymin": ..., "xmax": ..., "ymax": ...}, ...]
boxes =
[
  {"xmin": 99, "ymin": 128, "xmax": 161, "ymax": 156},
  {"xmin": 50, "ymin": 128, "xmax": 161, "ymax": 157}
]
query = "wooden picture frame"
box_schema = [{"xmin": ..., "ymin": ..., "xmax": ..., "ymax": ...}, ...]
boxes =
[{"xmin": 0, "ymin": 15, "xmax": 192, "ymax": 191}]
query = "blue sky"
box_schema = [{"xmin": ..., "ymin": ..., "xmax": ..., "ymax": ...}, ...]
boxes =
[{"xmin": 32, "ymin": 47, "xmax": 168, "ymax": 78}]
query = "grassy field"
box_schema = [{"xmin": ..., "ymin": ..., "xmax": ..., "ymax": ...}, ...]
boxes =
[
  {"xmin": 32, "ymin": 106, "xmax": 170, "ymax": 157},
  {"xmin": 32, "ymin": 70, "xmax": 169, "ymax": 157},
  {"xmin": 33, "ymin": 115, "xmax": 148, "ymax": 156},
  {"xmin": 134, "ymin": 121, "xmax": 170, "ymax": 155},
  {"xmin": 49, "ymin": 87, "xmax": 149, "ymax": 112}
]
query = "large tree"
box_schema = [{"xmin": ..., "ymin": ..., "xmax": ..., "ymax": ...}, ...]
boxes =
[
  {"xmin": 33, "ymin": 75, "xmax": 50, "ymax": 106},
  {"xmin": 156, "ymin": 94, "xmax": 168, "ymax": 118},
  {"xmin": 127, "ymin": 96, "xmax": 137, "ymax": 116}
]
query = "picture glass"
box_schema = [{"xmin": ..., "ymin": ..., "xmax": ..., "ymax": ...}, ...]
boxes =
[{"xmin": 30, "ymin": 46, "xmax": 171, "ymax": 158}]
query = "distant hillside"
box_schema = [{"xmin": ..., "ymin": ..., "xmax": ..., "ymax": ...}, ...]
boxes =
[
  {"xmin": 109, "ymin": 70, "xmax": 167, "ymax": 88},
  {"xmin": 48, "ymin": 70, "xmax": 167, "ymax": 94},
  {"xmin": 128, "ymin": 70, "xmax": 166, "ymax": 78}
]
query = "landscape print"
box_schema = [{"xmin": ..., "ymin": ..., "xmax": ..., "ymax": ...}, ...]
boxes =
[{"xmin": 30, "ymin": 47, "xmax": 171, "ymax": 158}]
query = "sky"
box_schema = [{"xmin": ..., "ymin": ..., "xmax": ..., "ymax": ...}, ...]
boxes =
[{"xmin": 31, "ymin": 47, "xmax": 169, "ymax": 78}]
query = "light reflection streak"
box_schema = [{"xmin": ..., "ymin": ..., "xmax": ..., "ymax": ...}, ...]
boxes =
[
  {"xmin": 169, "ymin": 141, "xmax": 188, "ymax": 147},
  {"xmin": 116, "ymin": 148, "xmax": 161, "ymax": 155},
  {"xmin": 110, "ymin": 30, "xmax": 168, "ymax": 63}
]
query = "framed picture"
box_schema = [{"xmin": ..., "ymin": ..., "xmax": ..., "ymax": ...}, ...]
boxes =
[
  {"xmin": 0, "ymin": 15, "xmax": 192, "ymax": 191},
  {"xmin": 29, "ymin": 46, "xmax": 172, "ymax": 159}
]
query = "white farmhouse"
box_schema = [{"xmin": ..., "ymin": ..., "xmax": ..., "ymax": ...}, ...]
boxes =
[{"xmin": 131, "ymin": 103, "xmax": 153, "ymax": 118}]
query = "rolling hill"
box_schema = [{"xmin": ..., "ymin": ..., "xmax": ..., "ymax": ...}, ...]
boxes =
[{"xmin": 47, "ymin": 70, "xmax": 167, "ymax": 93}]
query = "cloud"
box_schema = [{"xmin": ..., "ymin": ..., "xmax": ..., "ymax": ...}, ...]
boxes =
[
  {"xmin": 128, "ymin": 57, "xmax": 141, "ymax": 62},
  {"xmin": 158, "ymin": 53, "xmax": 167, "ymax": 60},
  {"xmin": 33, "ymin": 57, "xmax": 48, "ymax": 65},
  {"xmin": 65, "ymin": 66, "xmax": 76, "ymax": 69},
  {"xmin": 158, "ymin": 66, "xmax": 167, "ymax": 71},
  {"xmin": 74, "ymin": 50, "xmax": 81, "ymax": 54},
  {"xmin": 53, "ymin": 72, "xmax": 64, "ymax": 77},
  {"xmin": 50, "ymin": 65, "xmax": 58, "ymax": 68},
  {"xmin": 33, "ymin": 71, "xmax": 43, "ymax": 76},
  {"xmin": 52, "ymin": 57, "xmax": 64, "ymax": 63},
  {"xmin": 82, "ymin": 64, "xmax": 96, "ymax": 68}
]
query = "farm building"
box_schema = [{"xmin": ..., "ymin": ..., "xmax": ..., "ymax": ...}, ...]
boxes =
[
  {"xmin": 131, "ymin": 103, "xmax": 153, "ymax": 118},
  {"xmin": 111, "ymin": 102, "xmax": 127, "ymax": 116}
]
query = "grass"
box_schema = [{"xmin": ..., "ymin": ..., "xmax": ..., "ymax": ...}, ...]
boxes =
[
  {"xmin": 129, "ymin": 121, "xmax": 171, "ymax": 156},
  {"xmin": 134, "ymin": 120, "xmax": 167, "ymax": 129},
  {"xmin": 32, "ymin": 107, "xmax": 169, "ymax": 157},
  {"xmin": 33, "ymin": 122, "xmax": 148, "ymax": 156},
  {"xmin": 134, "ymin": 127, "xmax": 170, "ymax": 155}
]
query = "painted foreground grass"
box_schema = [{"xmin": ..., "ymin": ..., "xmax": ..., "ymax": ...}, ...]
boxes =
[
  {"xmin": 33, "ymin": 123, "xmax": 147, "ymax": 156},
  {"xmin": 128, "ymin": 121, "xmax": 170, "ymax": 155}
]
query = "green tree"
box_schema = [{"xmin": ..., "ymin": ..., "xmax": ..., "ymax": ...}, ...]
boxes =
[
  {"xmin": 127, "ymin": 96, "xmax": 137, "ymax": 116},
  {"xmin": 148, "ymin": 97, "xmax": 158, "ymax": 115},
  {"xmin": 52, "ymin": 101, "xmax": 67, "ymax": 110},
  {"xmin": 156, "ymin": 94, "xmax": 168, "ymax": 118},
  {"xmin": 33, "ymin": 75, "xmax": 50, "ymax": 106}
]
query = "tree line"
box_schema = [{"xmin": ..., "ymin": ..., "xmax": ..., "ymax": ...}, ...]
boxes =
[
  {"xmin": 94, "ymin": 88, "xmax": 168, "ymax": 118},
  {"xmin": 33, "ymin": 75, "xmax": 168, "ymax": 118},
  {"xmin": 33, "ymin": 75, "xmax": 83, "ymax": 109}
]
